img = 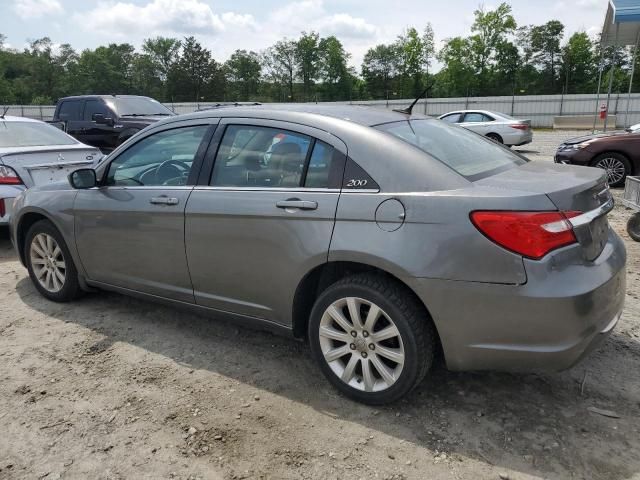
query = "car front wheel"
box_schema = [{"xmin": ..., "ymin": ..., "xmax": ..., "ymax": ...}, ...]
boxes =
[
  {"xmin": 25, "ymin": 219, "xmax": 81, "ymax": 302},
  {"xmin": 592, "ymin": 152, "xmax": 631, "ymax": 188},
  {"xmin": 309, "ymin": 274, "xmax": 434, "ymax": 404}
]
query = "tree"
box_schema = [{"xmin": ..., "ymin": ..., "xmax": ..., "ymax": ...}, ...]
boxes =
[
  {"xmin": 362, "ymin": 44, "xmax": 400, "ymax": 99},
  {"xmin": 142, "ymin": 36, "xmax": 181, "ymax": 100},
  {"xmin": 396, "ymin": 27, "xmax": 428, "ymax": 97},
  {"xmin": 318, "ymin": 36, "xmax": 350, "ymax": 100},
  {"xmin": 296, "ymin": 31, "xmax": 321, "ymax": 101},
  {"xmin": 225, "ymin": 49, "xmax": 261, "ymax": 101},
  {"xmin": 436, "ymin": 37, "xmax": 476, "ymax": 96},
  {"xmin": 170, "ymin": 36, "xmax": 214, "ymax": 102},
  {"xmin": 469, "ymin": 3, "xmax": 517, "ymax": 89},
  {"xmin": 263, "ymin": 39, "xmax": 297, "ymax": 101},
  {"xmin": 422, "ymin": 24, "xmax": 435, "ymax": 76},
  {"xmin": 530, "ymin": 20, "xmax": 565, "ymax": 91},
  {"xmin": 560, "ymin": 32, "xmax": 595, "ymax": 93}
]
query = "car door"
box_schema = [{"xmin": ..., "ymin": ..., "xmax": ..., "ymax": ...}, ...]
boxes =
[
  {"xmin": 185, "ymin": 118, "xmax": 347, "ymax": 325},
  {"xmin": 58, "ymin": 99, "xmax": 85, "ymax": 139},
  {"xmin": 74, "ymin": 120, "xmax": 216, "ymax": 302},
  {"xmin": 459, "ymin": 112, "xmax": 491, "ymax": 135},
  {"xmin": 82, "ymin": 99, "xmax": 119, "ymax": 150}
]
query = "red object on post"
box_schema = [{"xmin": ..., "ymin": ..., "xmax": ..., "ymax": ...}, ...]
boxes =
[{"xmin": 600, "ymin": 103, "xmax": 608, "ymax": 120}]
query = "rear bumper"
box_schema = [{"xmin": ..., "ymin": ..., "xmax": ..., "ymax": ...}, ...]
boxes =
[
  {"xmin": 0, "ymin": 185, "xmax": 25, "ymax": 225},
  {"xmin": 503, "ymin": 129, "xmax": 533, "ymax": 146},
  {"xmin": 406, "ymin": 229, "xmax": 626, "ymax": 372}
]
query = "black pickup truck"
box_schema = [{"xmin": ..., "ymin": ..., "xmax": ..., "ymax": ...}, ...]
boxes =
[{"xmin": 51, "ymin": 95, "xmax": 176, "ymax": 152}]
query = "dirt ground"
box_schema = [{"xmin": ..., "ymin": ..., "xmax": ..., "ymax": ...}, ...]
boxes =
[{"xmin": 1, "ymin": 138, "xmax": 640, "ymax": 479}]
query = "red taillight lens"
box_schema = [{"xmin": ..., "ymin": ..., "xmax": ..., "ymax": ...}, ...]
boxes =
[
  {"xmin": 470, "ymin": 211, "xmax": 581, "ymax": 260},
  {"xmin": 0, "ymin": 165, "xmax": 23, "ymax": 185},
  {"xmin": 510, "ymin": 124, "xmax": 529, "ymax": 130},
  {"xmin": 0, "ymin": 199, "xmax": 5, "ymax": 217}
]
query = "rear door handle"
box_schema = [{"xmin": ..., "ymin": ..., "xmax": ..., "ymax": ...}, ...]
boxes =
[
  {"xmin": 150, "ymin": 196, "xmax": 179, "ymax": 205},
  {"xmin": 276, "ymin": 199, "xmax": 318, "ymax": 210}
]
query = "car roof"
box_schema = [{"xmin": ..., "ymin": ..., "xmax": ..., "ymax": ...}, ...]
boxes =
[
  {"xmin": 441, "ymin": 110, "xmax": 509, "ymax": 118},
  {"xmin": 58, "ymin": 94, "xmax": 152, "ymax": 101},
  {"xmin": 0, "ymin": 115, "xmax": 45, "ymax": 123},
  {"xmin": 173, "ymin": 104, "xmax": 429, "ymax": 128}
]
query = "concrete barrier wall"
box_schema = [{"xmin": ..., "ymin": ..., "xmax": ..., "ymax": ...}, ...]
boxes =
[{"xmin": 4, "ymin": 93, "xmax": 640, "ymax": 128}]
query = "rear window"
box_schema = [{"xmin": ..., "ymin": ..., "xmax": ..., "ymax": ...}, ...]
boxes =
[
  {"xmin": 0, "ymin": 121, "xmax": 77, "ymax": 148},
  {"xmin": 375, "ymin": 119, "xmax": 527, "ymax": 181}
]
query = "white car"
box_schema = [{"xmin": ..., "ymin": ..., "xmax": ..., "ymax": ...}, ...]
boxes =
[
  {"xmin": 438, "ymin": 110, "xmax": 533, "ymax": 147},
  {"xmin": 0, "ymin": 115, "xmax": 103, "ymax": 225}
]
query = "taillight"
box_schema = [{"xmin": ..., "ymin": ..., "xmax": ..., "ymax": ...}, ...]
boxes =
[
  {"xmin": 510, "ymin": 124, "xmax": 529, "ymax": 130},
  {"xmin": 0, "ymin": 165, "xmax": 23, "ymax": 185},
  {"xmin": 470, "ymin": 211, "xmax": 582, "ymax": 260}
]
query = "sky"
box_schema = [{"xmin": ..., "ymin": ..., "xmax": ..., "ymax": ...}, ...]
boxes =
[{"xmin": 0, "ymin": 0, "xmax": 608, "ymax": 70}]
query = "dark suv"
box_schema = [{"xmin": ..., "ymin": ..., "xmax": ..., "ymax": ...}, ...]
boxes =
[{"xmin": 52, "ymin": 95, "xmax": 175, "ymax": 152}]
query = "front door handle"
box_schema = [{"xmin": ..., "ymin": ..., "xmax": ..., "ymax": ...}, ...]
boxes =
[
  {"xmin": 276, "ymin": 199, "xmax": 318, "ymax": 210},
  {"xmin": 150, "ymin": 196, "xmax": 179, "ymax": 205}
]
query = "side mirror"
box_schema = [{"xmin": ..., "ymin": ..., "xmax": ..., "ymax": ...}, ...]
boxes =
[
  {"xmin": 69, "ymin": 168, "xmax": 97, "ymax": 189},
  {"xmin": 92, "ymin": 113, "xmax": 114, "ymax": 126}
]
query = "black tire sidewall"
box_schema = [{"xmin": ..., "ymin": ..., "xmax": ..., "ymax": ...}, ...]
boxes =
[
  {"xmin": 593, "ymin": 153, "xmax": 631, "ymax": 188},
  {"xmin": 308, "ymin": 279, "xmax": 426, "ymax": 405},
  {"xmin": 25, "ymin": 220, "xmax": 80, "ymax": 302},
  {"xmin": 487, "ymin": 133, "xmax": 503, "ymax": 144},
  {"xmin": 627, "ymin": 213, "xmax": 640, "ymax": 242}
]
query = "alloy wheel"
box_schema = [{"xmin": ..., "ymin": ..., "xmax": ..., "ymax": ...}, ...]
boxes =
[
  {"xmin": 30, "ymin": 233, "xmax": 66, "ymax": 293},
  {"xmin": 596, "ymin": 157, "xmax": 626, "ymax": 185},
  {"xmin": 318, "ymin": 297, "xmax": 405, "ymax": 393}
]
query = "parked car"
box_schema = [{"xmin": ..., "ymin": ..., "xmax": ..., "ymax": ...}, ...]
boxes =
[
  {"xmin": 10, "ymin": 105, "xmax": 625, "ymax": 404},
  {"xmin": 51, "ymin": 94, "xmax": 175, "ymax": 152},
  {"xmin": 555, "ymin": 127, "xmax": 640, "ymax": 187},
  {"xmin": 0, "ymin": 115, "xmax": 102, "ymax": 225},
  {"xmin": 438, "ymin": 110, "xmax": 533, "ymax": 147}
]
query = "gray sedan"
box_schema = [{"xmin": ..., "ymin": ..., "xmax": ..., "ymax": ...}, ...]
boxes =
[
  {"xmin": 9, "ymin": 105, "xmax": 625, "ymax": 404},
  {"xmin": 439, "ymin": 109, "xmax": 533, "ymax": 146}
]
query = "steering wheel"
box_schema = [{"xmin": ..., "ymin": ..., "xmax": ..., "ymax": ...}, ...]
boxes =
[{"xmin": 154, "ymin": 159, "xmax": 190, "ymax": 184}]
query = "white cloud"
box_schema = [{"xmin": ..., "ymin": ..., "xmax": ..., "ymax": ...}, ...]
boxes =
[
  {"xmin": 319, "ymin": 14, "xmax": 378, "ymax": 39},
  {"xmin": 73, "ymin": 0, "xmax": 256, "ymax": 36},
  {"xmin": 13, "ymin": 0, "xmax": 62, "ymax": 19}
]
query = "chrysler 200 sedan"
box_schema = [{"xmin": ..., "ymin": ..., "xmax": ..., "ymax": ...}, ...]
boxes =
[{"xmin": 10, "ymin": 105, "xmax": 626, "ymax": 404}]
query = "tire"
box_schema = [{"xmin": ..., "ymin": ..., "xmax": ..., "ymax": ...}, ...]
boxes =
[
  {"xmin": 308, "ymin": 274, "xmax": 434, "ymax": 405},
  {"xmin": 627, "ymin": 213, "xmax": 640, "ymax": 242},
  {"xmin": 25, "ymin": 219, "xmax": 82, "ymax": 302},
  {"xmin": 486, "ymin": 133, "xmax": 503, "ymax": 144},
  {"xmin": 592, "ymin": 152, "xmax": 631, "ymax": 188}
]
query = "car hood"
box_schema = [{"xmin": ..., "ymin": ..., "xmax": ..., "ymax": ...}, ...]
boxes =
[
  {"xmin": 118, "ymin": 115, "xmax": 173, "ymax": 123},
  {"xmin": 563, "ymin": 130, "xmax": 630, "ymax": 145},
  {"xmin": 26, "ymin": 179, "xmax": 73, "ymax": 193}
]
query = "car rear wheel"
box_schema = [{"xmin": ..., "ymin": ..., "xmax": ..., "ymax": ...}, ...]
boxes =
[
  {"xmin": 486, "ymin": 133, "xmax": 503, "ymax": 144},
  {"xmin": 592, "ymin": 153, "xmax": 631, "ymax": 188},
  {"xmin": 308, "ymin": 274, "xmax": 434, "ymax": 405},
  {"xmin": 25, "ymin": 219, "xmax": 81, "ymax": 302},
  {"xmin": 627, "ymin": 212, "xmax": 640, "ymax": 242}
]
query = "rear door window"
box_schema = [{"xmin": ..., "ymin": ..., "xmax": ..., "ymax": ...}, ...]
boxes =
[
  {"xmin": 211, "ymin": 125, "xmax": 312, "ymax": 188},
  {"xmin": 304, "ymin": 141, "xmax": 335, "ymax": 188},
  {"xmin": 462, "ymin": 112, "xmax": 492, "ymax": 123},
  {"xmin": 58, "ymin": 100, "xmax": 83, "ymax": 121}
]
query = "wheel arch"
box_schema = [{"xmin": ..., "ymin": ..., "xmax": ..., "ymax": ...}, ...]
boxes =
[
  {"xmin": 15, "ymin": 210, "xmax": 54, "ymax": 265},
  {"xmin": 291, "ymin": 260, "xmax": 442, "ymax": 350}
]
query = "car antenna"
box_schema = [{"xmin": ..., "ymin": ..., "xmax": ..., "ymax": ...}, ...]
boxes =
[
  {"xmin": 393, "ymin": 83, "xmax": 434, "ymax": 115},
  {"xmin": 0, "ymin": 106, "xmax": 9, "ymax": 119}
]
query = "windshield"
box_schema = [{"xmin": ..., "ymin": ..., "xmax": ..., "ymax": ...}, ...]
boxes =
[
  {"xmin": 375, "ymin": 119, "xmax": 527, "ymax": 181},
  {"xmin": 0, "ymin": 121, "xmax": 77, "ymax": 148},
  {"xmin": 106, "ymin": 97, "xmax": 173, "ymax": 117}
]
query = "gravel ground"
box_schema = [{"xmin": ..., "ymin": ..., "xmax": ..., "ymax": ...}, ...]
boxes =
[{"xmin": 1, "ymin": 130, "xmax": 640, "ymax": 480}]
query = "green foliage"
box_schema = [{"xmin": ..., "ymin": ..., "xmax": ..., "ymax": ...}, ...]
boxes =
[{"xmin": 0, "ymin": 4, "xmax": 639, "ymax": 106}]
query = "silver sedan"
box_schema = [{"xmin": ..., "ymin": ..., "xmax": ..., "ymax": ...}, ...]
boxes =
[
  {"xmin": 439, "ymin": 110, "xmax": 533, "ymax": 147},
  {"xmin": 9, "ymin": 105, "xmax": 624, "ymax": 405}
]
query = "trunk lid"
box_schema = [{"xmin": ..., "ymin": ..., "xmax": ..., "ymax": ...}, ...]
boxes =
[
  {"xmin": 475, "ymin": 162, "xmax": 612, "ymax": 261},
  {"xmin": 0, "ymin": 145, "xmax": 101, "ymax": 188}
]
